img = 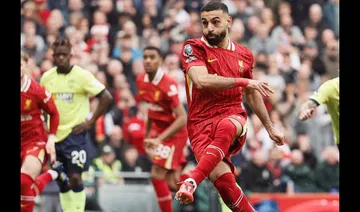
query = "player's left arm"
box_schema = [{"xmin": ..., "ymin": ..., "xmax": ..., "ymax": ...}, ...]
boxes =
[
  {"xmin": 145, "ymin": 84, "xmax": 187, "ymax": 146},
  {"xmin": 243, "ymin": 55, "xmax": 284, "ymax": 146},
  {"xmin": 88, "ymin": 89, "xmax": 113, "ymax": 126},
  {"xmin": 73, "ymin": 70, "xmax": 113, "ymax": 134}
]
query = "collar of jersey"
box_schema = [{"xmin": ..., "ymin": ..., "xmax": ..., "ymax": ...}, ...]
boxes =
[
  {"xmin": 144, "ymin": 68, "xmax": 164, "ymax": 86},
  {"xmin": 201, "ymin": 36, "xmax": 235, "ymax": 51},
  {"xmin": 56, "ymin": 65, "xmax": 74, "ymax": 75}
]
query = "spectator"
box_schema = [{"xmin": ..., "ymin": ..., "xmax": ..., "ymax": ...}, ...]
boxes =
[
  {"xmin": 239, "ymin": 150, "xmax": 275, "ymax": 193},
  {"xmin": 322, "ymin": 0, "xmax": 339, "ymax": 38},
  {"xmin": 91, "ymin": 144, "xmax": 124, "ymax": 185},
  {"xmin": 248, "ymin": 23, "xmax": 277, "ymax": 55},
  {"xmin": 290, "ymin": 134, "xmax": 318, "ymax": 169},
  {"xmin": 315, "ymin": 146, "xmax": 339, "ymax": 192},
  {"xmin": 282, "ymin": 149, "xmax": 318, "ymax": 193}
]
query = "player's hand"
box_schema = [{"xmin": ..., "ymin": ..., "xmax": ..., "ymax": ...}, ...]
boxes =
[
  {"xmin": 144, "ymin": 138, "xmax": 162, "ymax": 149},
  {"xmin": 72, "ymin": 121, "xmax": 91, "ymax": 134},
  {"xmin": 299, "ymin": 108, "xmax": 315, "ymax": 120},
  {"xmin": 247, "ymin": 80, "xmax": 274, "ymax": 97},
  {"xmin": 144, "ymin": 145, "xmax": 157, "ymax": 158},
  {"xmin": 46, "ymin": 134, "xmax": 56, "ymax": 163},
  {"xmin": 267, "ymin": 126, "xmax": 285, "ymax": 146}
]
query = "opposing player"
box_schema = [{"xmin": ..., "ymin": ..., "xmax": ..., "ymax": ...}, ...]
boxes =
[
  {"xmin": 40, "ymin": 39, "xmax": 113, "ymax": 212},
  {"xmin": 299, "ymin": 76, "xmax": 339, "ymax": 149},
  {"xmin": 137, "ymin": 46, "xmax": 189, "ymax": 212},
  {"xmin": 175, "ymin": 2, "xmax": 285, "ymax": 211},
  {"xmin": 21, "ymin": 52, "xmax": 68, "ymax": 212}
]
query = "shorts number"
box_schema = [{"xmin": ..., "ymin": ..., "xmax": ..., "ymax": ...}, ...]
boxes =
[
  {"xmin": 71, "ymin": 150, "xmax": 87, "ymax": 164},
  {"xmin": 155, "ymin": 144, "xmax": 171, "ymax": 159}
]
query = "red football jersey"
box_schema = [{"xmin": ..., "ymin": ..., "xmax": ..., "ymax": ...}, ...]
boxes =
[
  {"xmin": 21, "ymin": 75, "xmax": 58, "ymax": 146},
  {"xmin": 136, "ymin": 69, "xmax": 187, "ymax": 135},
  {"xmin": 181, "ymin": 36, "xmax": 254, "ymax": 137}
]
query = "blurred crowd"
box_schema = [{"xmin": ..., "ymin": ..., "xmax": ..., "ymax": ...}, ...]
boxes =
[{"xmin": 21, "ymin": 0, "xmax": 339, "ymax": 200}]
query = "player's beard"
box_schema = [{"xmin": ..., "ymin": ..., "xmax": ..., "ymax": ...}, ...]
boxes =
[{"xmin": 205, "ymin": 29, "xmax": 227, "ymax": 46}]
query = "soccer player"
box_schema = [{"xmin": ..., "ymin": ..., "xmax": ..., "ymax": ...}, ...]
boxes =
[
  {"xmin": 21, "ymin": 52, "xmax": 68, "ymax": 212},
  {"xmin": 299, "ymin": 76, "xmax": 339, "ymax": 149},
  {"xmin": 137, "ymin": 46, "xmax": 189, "ymax": 212},
  {"xmin": 175, "ymin": 2, "xmax": 285, "ymax": 211},
  {"xmin": 40, "ymin": 39, "xmax": 113, "ymax": 212}
]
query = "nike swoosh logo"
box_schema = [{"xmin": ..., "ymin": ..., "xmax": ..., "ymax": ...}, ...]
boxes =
[
  {"xmin": 207, "ymin": 58, "xmax": 218, "ymax": 63},
  {"xmin": 206, "ymin": 151, "xmax": 217, "ymax": 157}
]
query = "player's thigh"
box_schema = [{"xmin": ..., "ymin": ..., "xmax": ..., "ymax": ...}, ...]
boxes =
[
  {"xmin": 208, "ymin": 160, "xmax": 232, "ymax": 183},
  {"xmin": 21, "ymin": 154, "xmax": 44, "ymax": 179},
  {"xmin": 59, "ymin": 132, "xmax": 92, "ymax": 175},
  {"xmin": 191, "ymin": 126, "xmax": 213, "ymax": 161}
]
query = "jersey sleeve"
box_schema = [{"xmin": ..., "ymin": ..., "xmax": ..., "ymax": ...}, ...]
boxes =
[
  {"xmin": 166, "ymin": 82, "xmax": 181, "ymax": 109},
  {"xmin": 37, "ymin": 85, "xmax": 59, "ymax": 135},
  {"xmin": 81, "ymin": 69, "xmax": 106, "ymax": 96},
  {"xmin": 180, "ymin": 39, "xmax": 206, "ymax": 73},
  {"xmin": 243, "ymin": 49, "xmax": 254, "ymax": 79},
  {"xmin": 309, "ymin": 81, "xmax": 333, "ymax": 105}
]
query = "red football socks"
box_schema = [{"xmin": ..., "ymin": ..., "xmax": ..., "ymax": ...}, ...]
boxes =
[
  {"xmin": 152, "ymin": 178, "xmax": 173, "ymax": 212},
  {"xmin": 33, "ymin": 171, "xmax": 53, "ymax": 195},
  {"xmin": 214, "ymin": 173, "xmax": 255, "ymax": 212},
  {"xmin": 189, "ymin": 119, "xmax": 237, "ymax": 186},
  {"xmin": 21, "ymin": 171, "xmax": 56, "ymax": 212},
  {"xmin": 21, "ymin": 173, "xmax": 35, "ymax": 212}
]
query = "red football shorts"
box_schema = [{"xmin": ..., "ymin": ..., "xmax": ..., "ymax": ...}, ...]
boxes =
[
  {"xmin": 21, "ymin": 141, "xmax": 48, "ymax": 167},
  {"xmin": 189, "ymin": 114, "xmax": 248, "ymax": 174},
  {"xmin": 149, "ymin": 128, "xmax": 188, "ymax": 171}
]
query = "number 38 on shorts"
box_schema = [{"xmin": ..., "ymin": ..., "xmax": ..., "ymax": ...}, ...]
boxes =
[{"xmin": 155, "ymin": 144, "xmax": 172, "ymax": 159}]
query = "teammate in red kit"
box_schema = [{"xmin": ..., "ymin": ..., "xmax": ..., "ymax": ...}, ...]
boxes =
[
  {"xmin": 137, "ymin": 46, "xmax": 189, "ymax": 212},
  {"xmin": 175, "ymin": 2, "xmax": 285, "ymax": 211},
  {"xmin": 21, "ymin": 52, "xmax": 68, "ymax": 212}
]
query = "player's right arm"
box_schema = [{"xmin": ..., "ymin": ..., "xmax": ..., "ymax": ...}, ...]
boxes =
[
  {"xmin": 299, "ymin": 80, "xmax": 332, "ymax": 120},
  {"xmin": 181, "ymin": 41, "xmax": 273, "ymax": 96}
]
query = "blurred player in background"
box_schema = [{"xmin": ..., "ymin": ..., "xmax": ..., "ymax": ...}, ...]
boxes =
[
  {"xmin": 299, "ymin": 76, "xmax": 339, "ymax": 150},
  {"xmin": 175, "ymin": 2, "xmax": 285, "ymax": 211},
  {"xmin": 137, "ymin": 46, "xmax": 189, "ymax": 212},
  {"xmin": 40, "ymin": 39, "xmax": 113, "ymax": 212},
  {"xmin": 21, "ymin": 52, "xmax": 68, "ymax": 212}
]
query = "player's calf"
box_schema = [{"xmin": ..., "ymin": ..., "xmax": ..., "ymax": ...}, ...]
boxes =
[
  {"xmin": 151, "ymin": 165, "xmax": 173, "ymax": 212},
  {"xmin": 21, "ymin": 173, "xmax": 35, "ymax": 212},
  {"xmin": 213, "ymin": 173, "xmax": 255, "ymax": 212}
]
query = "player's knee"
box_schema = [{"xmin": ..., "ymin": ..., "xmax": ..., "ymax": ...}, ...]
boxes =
[
  {"xmin": 21, "ymin": 173, "xmax": 34, "ymax": 188},
  {"xmin": 68, "ymin": 173, "xmax": 83, "ymax": 186},
  {"xmin": 209, "ymin": 162, "xmax": 232, "ymax": 183},
  {"xmin": 21, "ymin": 156, "xmax": 42, "ymax": 179},
  {"xmin": 165, "ymin": 172, "xmax": 179, "ymax": 192},
  {"xmin": 227, "ymin": 117, "xmax": 244, "ymax": 137},
  {"xmin": 151, "ymin": 165, "xmax": 168, "ymax": 179},
  {"xmin": 217, "ymin": 118, "xmax": 238, "ymax": 136}
]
